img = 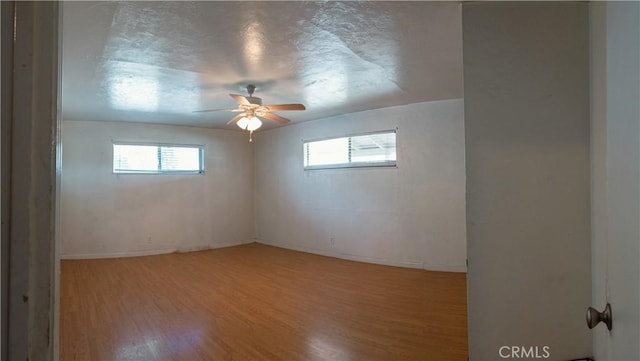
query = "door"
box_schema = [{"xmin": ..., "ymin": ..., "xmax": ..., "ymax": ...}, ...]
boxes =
[
  {"xmin": 463, "ymin": 3, "xmax": 592, "ymax": 360},
  {"xmin": 590, "ymin": 2, "xmax": 640, "ymax": 360}
]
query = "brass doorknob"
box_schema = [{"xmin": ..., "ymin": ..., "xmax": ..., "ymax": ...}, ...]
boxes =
[{"xmin": 586, "ymin": 303, "xmax": 612, "ymax": 331}]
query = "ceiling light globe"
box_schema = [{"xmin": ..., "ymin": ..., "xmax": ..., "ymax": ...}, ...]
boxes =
[
  {"xmin": 246, "ymin": 116, "xmax": 262, "ymax": 131},
  {"xmin": 236, "ymin": 117, "xmax": 250, "ymax": 130}
]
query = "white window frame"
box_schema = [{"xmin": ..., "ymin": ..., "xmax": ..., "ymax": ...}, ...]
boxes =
[
  {"xmin": 112, "ymin": 142, "xmax": 205, "ymax": 174},
  {"xmin": 303, "ymin": 130, "xmax": 397, "ymax": 170}
]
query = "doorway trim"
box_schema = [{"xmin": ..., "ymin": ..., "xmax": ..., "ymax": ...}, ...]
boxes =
[{"xmin": 5, "ymin": 2, "xmax": 60, "ymax": 360}]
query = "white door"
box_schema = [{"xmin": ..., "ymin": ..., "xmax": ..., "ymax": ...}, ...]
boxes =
[
  {"xmin": 590, "ymin": 2, "xmax": 640, "ymax": 360},
  {"xmin": 463, "ymin": 3, "xmax": 592, "ymax": 360}
]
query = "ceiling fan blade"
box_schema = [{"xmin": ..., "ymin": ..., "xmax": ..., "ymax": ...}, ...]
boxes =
[
  {"xmin": 261, "ymin": 112, "xmax": 290, "ymax": 124},
  {"xmin": 194, "ymin": 108, "xmax": 243, "ymax": 113},
  {"xmin": 230, "ymin": 94, "xmax": 250, "ymax": 106},
  {"xmin": 265, "ymin": 104, "xmax": 306, "ymax": 111},
  {"xmin": 226, "ymin": 113, "xmax": 247, "ymax": 125}
]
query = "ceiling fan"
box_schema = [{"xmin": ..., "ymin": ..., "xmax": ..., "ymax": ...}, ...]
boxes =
[{"xmin": 196, "ymin": 84, "xmax": 305, "ymax": 141}]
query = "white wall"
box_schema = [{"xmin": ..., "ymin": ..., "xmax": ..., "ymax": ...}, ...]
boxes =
[
  {"xmin": 61, "ymin": 120, "xmax": 254, "ymax": 258},
  {"xmin": 463, "ymin": 2, "xmax": 591, "ymax": 360},
  {"xmin": 253, "ymin": 99, "xmax": 467, "ymax": 272}
]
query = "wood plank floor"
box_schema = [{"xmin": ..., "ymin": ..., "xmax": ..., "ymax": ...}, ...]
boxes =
[{"xmin": 61, "ymin": 243, "xmax": 467, "ymax": 361}]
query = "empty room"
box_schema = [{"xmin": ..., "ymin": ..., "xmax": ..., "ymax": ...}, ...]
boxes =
[
  {"xmin": 58, "ymin": 2, "xmax": 467, "ymax": 360},
  {"xmin": 3, "ymin": 0, "xmax": 638, "ymax": 361},
  {"xmin": 60, "ymin": 2, "xmax": 467, "ymax": 360}
]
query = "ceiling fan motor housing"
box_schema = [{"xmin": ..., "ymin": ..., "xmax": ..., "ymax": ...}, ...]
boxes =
[{"xmin": 246, "ymin": 96, "xmax": 263, "ymax": 105}]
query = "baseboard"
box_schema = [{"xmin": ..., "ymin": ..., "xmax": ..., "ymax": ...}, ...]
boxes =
[
  {"xmin": 60, "ymin": 240, "xmax": 254, "ymax": 260},
  {"xmin": 256, "ymin": 239, "xmax": 467, "ymax": 273},
  {"xmin": 421, "ymin": 262, "xmax": 467, "ymax": 273}
]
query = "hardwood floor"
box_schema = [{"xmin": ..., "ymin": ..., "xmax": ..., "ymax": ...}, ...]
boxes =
[{"xmin": 61, "ymin": 243, "xmax": 467, "ymax": 361}]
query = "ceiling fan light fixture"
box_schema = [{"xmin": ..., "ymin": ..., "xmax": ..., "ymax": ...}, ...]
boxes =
[
  {"xmin": 237, "ymin": 116, "xmax": 262, "ymax": 131},
  {"xmin": 195, "ymin": 84, "xmax": 304, "ymax": 142}
]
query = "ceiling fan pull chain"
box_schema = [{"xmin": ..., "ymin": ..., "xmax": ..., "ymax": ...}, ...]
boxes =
[{"xmin": 249, "ymin": 130, "xmax": 254, "ymax": 142}]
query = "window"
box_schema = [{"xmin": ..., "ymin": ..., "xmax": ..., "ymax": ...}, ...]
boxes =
[
  {"xmin": 113, "ymin": 143, "xmax": 204, "ymax": 174},
  {"xmin": 303, "ymin": 131, "xmax": 396, "ymax": 169}
]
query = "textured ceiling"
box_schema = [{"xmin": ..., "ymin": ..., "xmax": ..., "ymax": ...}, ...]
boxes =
[{"xmin": 62, "ymin": 1, "xmax": 463, "ymax": 129}]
